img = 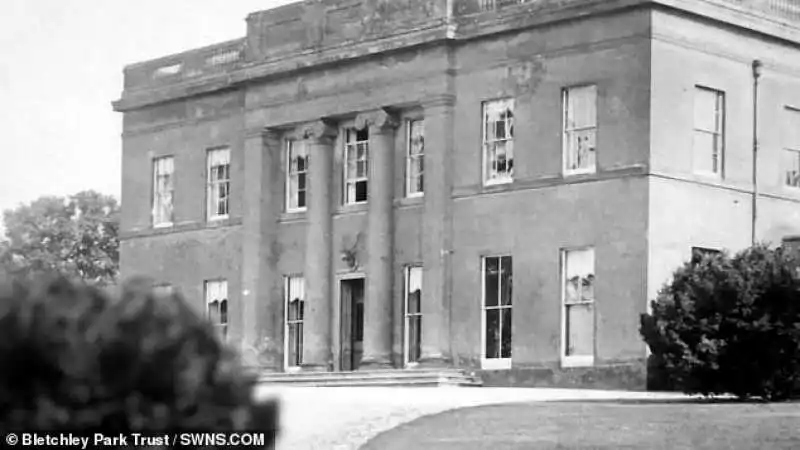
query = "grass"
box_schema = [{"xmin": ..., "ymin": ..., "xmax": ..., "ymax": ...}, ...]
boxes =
[{"xmin": 360, "ymin": 400, "xmax": 800, "ymax": 450}]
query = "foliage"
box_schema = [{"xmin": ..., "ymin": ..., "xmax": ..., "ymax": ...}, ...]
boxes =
[
  {"xmin": 641, "ymin": 244, "xmax": 800, "ymax": 401},
  {"xmin": 0, "ymin": 275, "xmax": 279, "ymax": 447},
  {"xmin": 0, "ymin": 191, "xmax": 119, "ymax": 286}
]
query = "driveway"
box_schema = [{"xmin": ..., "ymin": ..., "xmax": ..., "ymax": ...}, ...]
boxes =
[{"xmin": 254, "ymin": 386, "xmax": 693, "ymax": 450}]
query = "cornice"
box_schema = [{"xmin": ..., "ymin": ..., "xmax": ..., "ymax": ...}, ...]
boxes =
[{"xmin": 112, "ymin": 0, "xmax": 800, "ymax": 113}]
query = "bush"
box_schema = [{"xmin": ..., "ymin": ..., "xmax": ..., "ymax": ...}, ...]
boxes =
[
  {"xmin": 641, "ymin": 244, "xmax": 800, "ymax": 401},
  {"xmin": 0, "ymin": 274, "xmax": 279, "ymax": 447}
]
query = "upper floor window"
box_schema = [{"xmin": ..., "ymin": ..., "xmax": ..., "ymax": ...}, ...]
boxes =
[
  {"xmin": 286, "ymin": 140, "xmax": 308, "ymax": 211},
  {"xmin": 344, "ymin": 128, "xmax": 369, "ymax": 204},
  {"xmin": 205, "ymin": 279, "xmax": 228, "ymax": 341},
  {"xmin": 207, "ymin": 148, "xmax": 230, "ymax": 220},
  {"xmin": 152, "ymin": 156, "xmax": 174, "ymax": 227},
  {"xmin": 693, "ymin": 86, "xmax": 725, "ymax": 177},
  {"xmin": 783, "ymin": 108, "xmax": 800, "ymax": 189},
  {"xmin": 563, "ymin": 85, "xmax": 597, "ymax": 175},
  {"xmin": 483, "ymin": 99, "xmax": 515, "ymax": 185},
  {"xmin": 406, "ymin": 119, "xmax": 425, "ymax": 197}
]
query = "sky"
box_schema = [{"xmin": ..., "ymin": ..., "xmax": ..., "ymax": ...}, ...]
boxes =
[{"xmin": 0, "ymin": 0, "xmax": 296, "ymax": 224}]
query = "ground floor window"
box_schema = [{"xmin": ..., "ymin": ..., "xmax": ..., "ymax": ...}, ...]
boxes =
[
  {"xmin": 562, "ymin": 248, "xmax": 595, "ymax": 367},
  {"xmin": 404, "ymin": 266, "xmax": 423, "ymax": 365},
  {"xmin": 205, "ymin": 279, "xmax": 228, "ymax": 341},
  {"xmin": 285, "ymin": 276, "xmax": 305, "ymax": 369},
  {"xmin": 482, "ymin": 255, "xmax": 513, "ymax": 369}
]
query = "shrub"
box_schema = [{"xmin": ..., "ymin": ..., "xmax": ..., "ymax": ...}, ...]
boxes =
[
  {"xmin": 641, "ymin": 244, "xmax": 800, "ymax": 401},
  {"xmin": 0, "ymin": 274, "xmax": 279, "ymax": 447}
]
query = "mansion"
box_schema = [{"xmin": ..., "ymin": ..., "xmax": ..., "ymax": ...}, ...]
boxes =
[{"xmin": 113, "ymin": 0, "xmax": 800, "ymax": 389}]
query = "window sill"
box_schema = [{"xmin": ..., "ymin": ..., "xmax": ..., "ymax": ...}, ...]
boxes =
[
  {"xmin": 395, "ymin": 196, "xmax": 424, "ymax": 208},
  {"xmin": 481, "ymin": 358, "xmax": 512, "ymax": 370},
  {"xmin": 280, "ymin": 210, "xmax": 307, "ymax": 223},
  {"xmin": 336, "ymin": 202, "xmax": 369, "ymax": 216},
  {"xmin": 561, "ymin": 355, "xmax": 595, "ymax": 368},
  {"xmin": 564, "ymin": 168, "xmax": 597, "ymax": 177},
  {"xmin": 153, "ymin": 222, "xmax": 174, "ymax": 229},
  {"xmin": 483, "ymin": 178, "xmax": 513, "ymax": 188}
]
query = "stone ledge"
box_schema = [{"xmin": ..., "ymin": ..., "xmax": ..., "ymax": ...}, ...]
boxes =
[
  {"xmin": 478, "ymin": 360, "xmax": 648, "ymax": 391},
  {"xmin": 119, "ymin": 217, "xmax": 243, "ymax": 240}
]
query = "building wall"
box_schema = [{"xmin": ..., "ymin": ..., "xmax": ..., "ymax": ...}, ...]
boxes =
[
  {"xmin": 647, "ymin": 10, "xmax": 800, "ymax": 303},
  {"xmin": 119, "ymin": 90, "xmax": 246, "ymax": 325}
]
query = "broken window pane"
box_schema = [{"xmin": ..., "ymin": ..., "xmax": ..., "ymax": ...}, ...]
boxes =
[
  {"xmin": 563, "ymin": 248, "xmax": 595, "ymax": 358},
  {"xmin": 483, "ymin": 99, "xmax": 515, "ymax": 184},
  {"xmin": 207, "ymin": 148, "xmax": 231, "ymax": 219}
]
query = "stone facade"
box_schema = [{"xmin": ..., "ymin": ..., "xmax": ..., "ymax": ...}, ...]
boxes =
[{"xmin": 114, "ymin": 0, "xmax": 800, "ymax": 389}]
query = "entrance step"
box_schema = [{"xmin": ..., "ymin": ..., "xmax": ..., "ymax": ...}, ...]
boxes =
[{"xmin": 257, "ymin": 368, "xmax": 483, "ymax": 387}]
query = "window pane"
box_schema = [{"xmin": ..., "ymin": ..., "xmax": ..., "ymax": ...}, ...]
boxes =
[
  {"xmin": 566, "ymin": 86, "xmax": 597, "ymax": 129},
  {"xmin": 409, "ymin": 315, "xmax": 422, "ymax": 363},
  {"xmin": 356, "ymin": 128, "xmax": 369, "ymax": 142},
  {"xmin": 485, "ymin": 308, "xmax": 500, "ymax": 359},
  {"xmin": 355, "ymin": 180, "xmax": 368, "ymax": 202},
  {"xmin": 501, "ymin": 308, "xmax": 512, "ymax": 359},
  {"xmin": 484, "ymin": 257, "xmax": 499, "ymax": 307},
  {"xmin": 220, "ymin": 300, "xmax": 228, "ymax": 325},
  {"xmin": 288, "ymin": 323, "xmax": 302, "ymax": 366},
  {"xmin": 694, "ymin": 88, "xmax": 719, "ymax": 132},
  {"xmin": 693, "ymin": 131, "xmax": 716, "ymax": 174},
  {"xmin": 567, "ymin": 129, "xmax": 596, "ymax": 172},
  {"xmin": 407, "ymin": 267, "xmax": 423, "ymax": 314},
  {"xmin": 566, "ymin": 303, "xmax": 594, "ymax": 356},
  {"xmin": 500, "ymin": 257, "xmax": 512, "ymax": 306}
]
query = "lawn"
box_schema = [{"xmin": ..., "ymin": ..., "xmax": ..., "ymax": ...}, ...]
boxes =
[{"xmin": 360, "ymin": 400, "xmax": 800, "ymax": 450}]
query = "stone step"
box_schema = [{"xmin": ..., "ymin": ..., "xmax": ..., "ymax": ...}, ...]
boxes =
[{"xmin": 257, "ymin": 369, "xmax": 483, "ymax": 387}]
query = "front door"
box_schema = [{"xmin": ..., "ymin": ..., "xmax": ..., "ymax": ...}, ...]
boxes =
[{"xmin": 340, "ymin": 278, "xmax": 365, "ymax": 371}]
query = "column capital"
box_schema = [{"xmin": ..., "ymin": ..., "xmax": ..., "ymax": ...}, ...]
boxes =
[
  {"xmin": 421, "ymin": 94, "xmax": 456, "ymax": 110},
  {"xmin": 291, "ymin": 120, "xmax": 338, "ymax": 144},
  {"xmin": 355, "ymin": 109, "xmax": 399, "ymax": 133}
]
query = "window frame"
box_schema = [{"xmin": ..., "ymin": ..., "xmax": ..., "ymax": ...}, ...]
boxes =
[
  {"xmin": 783, "ymin": 107, "xmax": 800, "ymax": 190},
  {"xmin": 480, "ymin": 255, "xmax": 513, "ymax": 370},
  {"xmin": 562, "ymin": 84, "xmax": 598, "ymax": 176},
  {"xmin": 403, "ymin": 265, "xmax": 423, "ymax": 367},
  {"xmin": 692, "ymin": 86, "xmax": 726, "ymax": 178},
  {"xmin": 284, "ymin": 275, "xmax": 305, "ymax": 370},
  {"xmin": 343, "ymin": 127, "xmax": 370, "ymax": 205},
  {"xmin": 481, "ymin": 98, "xmax": 515, "ymax": 186},
  {"xmin": 206, "ymin": 147, "xmax": 231, "ymax": 221},
  {"xmin": 285, "ymin": 140, "xmax": 309, "ymax": 212},
  {"xmin": 152, "ymin": 155, "xmax": 175, "ymax": 228},
  {"xmin": 204, "ymin": 279, "xmax": 228, "ymax": 342},
  {"xmin": 406, "ymin": 119, "xmax": 425, "ymax": 198},
  {"xmin": 560, "ymin": 247, "xmax": 596, "ymax": 368}
]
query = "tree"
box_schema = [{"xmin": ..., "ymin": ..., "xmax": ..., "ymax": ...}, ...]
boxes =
[
  {"xmin": 641, "ymin": 244, "xmax": 800, "ymax": 401},
  {"xmin": 0, "ymin": 275, "xmax": 279, "ymax": 446},
  {"xmin": 0, "ymin": 191, "xmax": 119, "ymax": 286}
]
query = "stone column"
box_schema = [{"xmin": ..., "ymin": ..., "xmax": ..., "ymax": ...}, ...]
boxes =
[
  {"xmin": 419, "ymin": 96, "xmax": 456, "ymax": 367},
  {"xmin": 298, "ymin": 120, "xmax": 338, "ymax": 372},
  {"xmin": 357, "ymin": 109, "xmax": 400, "ymax": 370},
  {"xmin": 241, "ymin": 128, "xmax": 283, "ymax": 370}
]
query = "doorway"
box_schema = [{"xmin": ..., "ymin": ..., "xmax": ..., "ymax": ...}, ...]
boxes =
[{"xmin": 340, "ymin": 277, "xmax": 365, "ymax": 371}]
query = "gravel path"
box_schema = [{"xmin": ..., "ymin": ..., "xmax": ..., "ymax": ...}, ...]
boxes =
[{"xmin": 254, "ymin": 386, "xmax": 692, "ymax": 450}]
